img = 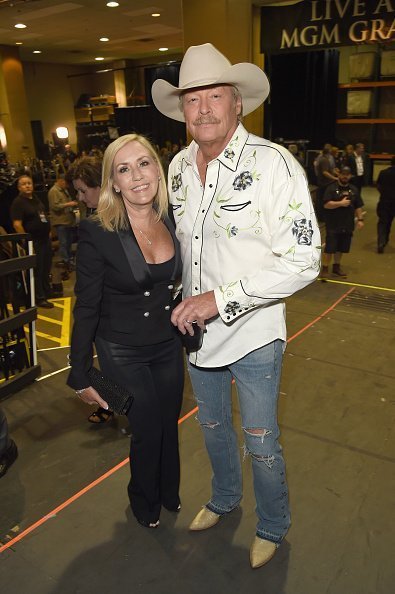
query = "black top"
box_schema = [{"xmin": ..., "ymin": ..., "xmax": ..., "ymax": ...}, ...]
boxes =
[
  {"xmin": 323, "ymin": 182, "xmax": 364, "ymax": 232},
  {"xmin": 67, "ymin": 216, "xmax": 181, "ymax": 390},
  {"xmin": 10, "ymin": 194, "xmax": 50, "ymax": 240},
  {"xmin": 377, "ymin": 166, "xmax": 395, "ymax": 203}
]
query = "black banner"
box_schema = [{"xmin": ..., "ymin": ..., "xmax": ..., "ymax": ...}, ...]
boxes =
[{"xmin": 261, "ymin": 0, "xmax": 395, "ymax": 54}]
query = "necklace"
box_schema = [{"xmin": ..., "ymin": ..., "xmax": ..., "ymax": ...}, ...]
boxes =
[{"xmin": 128, "ymin": 215, "xmax": 153, "ymax": 246}]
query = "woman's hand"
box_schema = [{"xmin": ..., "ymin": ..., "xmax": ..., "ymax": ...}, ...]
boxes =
[{"xmin": 75, "ymin": 386, "xmax": 109, "ymax": 410}]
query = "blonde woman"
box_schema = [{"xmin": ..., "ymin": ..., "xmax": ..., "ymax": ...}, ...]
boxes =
[{"xmin": 67, "ymin": 134, "xmax": 184, "ymax": 528}]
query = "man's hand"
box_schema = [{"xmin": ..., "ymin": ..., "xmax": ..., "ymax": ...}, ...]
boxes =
[{"xmin": 171, "ymin": 291, "xmax": 219, "ymax": 335}]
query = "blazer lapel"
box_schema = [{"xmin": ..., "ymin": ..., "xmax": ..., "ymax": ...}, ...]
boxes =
[
  {"xmin": 164, "ymin": 215, "xmax": 181, "ymax": 281},
  {"xmin": 117, "ymin": 228, "xmax": 153, "ymax": 289}
]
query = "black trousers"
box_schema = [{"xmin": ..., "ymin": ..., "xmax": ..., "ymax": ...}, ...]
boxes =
[
  {"xmin": 95, "ymin": 335, "xmax": 184, "ymax": 523},
  {"xmin": 0, "ymin": 406, "xmax": 11, "ymax": 456},
  {"xmin": 33, "ymin": 237, "xmax": 52, "ymax": 301},
  {"xmin": 377, "ymin": 201, "xmax": 395, "ymax": 248}
]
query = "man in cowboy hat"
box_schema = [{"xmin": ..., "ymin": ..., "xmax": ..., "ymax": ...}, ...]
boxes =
[{"xmin": 152, "ymin": 43, "xmax": 321, "ymax": 568}]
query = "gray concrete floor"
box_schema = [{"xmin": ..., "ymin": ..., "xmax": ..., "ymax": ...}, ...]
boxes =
[{"xmin": 0, "ymin": 187, "xmax": 394, "ymax": 593}]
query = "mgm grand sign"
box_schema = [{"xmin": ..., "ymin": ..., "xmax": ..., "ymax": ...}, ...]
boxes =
[{"xmin": 261, "ymin": 0, "xmax": 395, "ymax": 53}]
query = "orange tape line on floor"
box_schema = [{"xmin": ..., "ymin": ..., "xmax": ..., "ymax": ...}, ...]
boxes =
[
  {"xmin": 288, "ymin": 286, "xmax": 355, "ymax": 343},
  {"xmin": 0, "ymin": 289, "xmax": 353, "ymax": 555},
  {"xmin": 0, "ymin": 407, "xmax": 198, "ymax": 554}
]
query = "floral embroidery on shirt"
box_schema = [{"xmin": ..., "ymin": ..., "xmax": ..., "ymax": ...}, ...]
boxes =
[
  {"xmin": 171, "ymin": 173, "xmax": 182, "ymax": 192},
  {"xmin": 292, "ymin": 219, "xmax": 313, "ymax": 246},
  {"xmin": 224, "ymin": 301, "xmax": 240, "ymax": 315},
  {"xmin": 224, "ymin": 148, "xmax": 235, "ymax": 161},
  {"xmin": 233, "ymin": 171, "xmax": 253, "ymax": 191}
]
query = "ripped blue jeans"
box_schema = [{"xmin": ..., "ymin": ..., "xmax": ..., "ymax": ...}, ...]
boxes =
[{"xmin": 187, "ymin": 339, "xmax": 290, "ymax": 544}]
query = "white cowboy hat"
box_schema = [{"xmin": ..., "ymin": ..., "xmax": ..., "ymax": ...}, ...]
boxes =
[{"xmin": 151, "ymin": 43, "xmax": 270, "ymax": 122}]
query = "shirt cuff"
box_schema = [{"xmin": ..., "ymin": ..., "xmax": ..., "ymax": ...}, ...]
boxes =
[{"xmin": 214, "ymin": 283, "xmax": 258, "ymax": 323}]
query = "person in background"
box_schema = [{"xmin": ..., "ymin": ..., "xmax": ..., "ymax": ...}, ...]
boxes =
[
  {"xmin": 152, "ymin": 42, "xmax": 320, "ymax": 568},
  {"xmin": 341, "ymin": 144, "xmax": 354, "ymax": 167},
  {"xmin": 376, "ymin": 155, "xmax": 395, "ymax": 254},
  {"xmin": 346, "ymin": 142, "xmax": 370, "ymax": 193},
  {"xmin": 66, "ymin": 157, "xmax": 114, "ymax": 424},
  {"xmin": 321, "ymin": 166, "xmax": 364, "ymax": 278},
  {"xmin": 11, "ymin": 175, "xmax": 54, "ymax": 309},
  {"xmin": 67, "ymin": 134, "xmax": 184, "ymax": 528},
  {"xmin": 48, "ymin": 174, "xmax": 78, "ymax": 271},
  {"xmin": 0, "ymin": 407, "xmax": 18, "ymax": 479},
  {"xmin": 315, "ymin": 144, "xmax": 339, "ymax": 222},
  {"xmin": 62, "ymin": 144, "xmax": 77, "ymax": 169},
  {"xmin": 288, "ymin": 143, "xmax": 304, "ymax": 168}
]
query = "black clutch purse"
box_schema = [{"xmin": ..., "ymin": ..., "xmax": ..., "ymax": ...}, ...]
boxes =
[
  {"xmin": 172, "ymin": 289, "xmax": 203, "ymax": 354},
  {"xmin": 178, "ymin": 322, "xmax": 203, "ymax": 353},
  {"xmin": 88, "ymin": 367, "xmax": 134, "ymax": 415}
]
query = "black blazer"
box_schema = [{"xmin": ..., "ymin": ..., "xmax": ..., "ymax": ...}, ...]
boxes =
[
  {"xmin": 345, "ymin": 153, "xmax": 370, "ymax": 182},
  {"xmin": 67, "ymin": 215, "xmax": 181, "ymax": 390}
]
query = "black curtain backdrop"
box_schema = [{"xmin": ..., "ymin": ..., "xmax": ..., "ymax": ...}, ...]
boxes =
[
  {"xmin": 264, "ymin": 49, "xmax": 339, "ymax": 149},
  {"xmin": 114, "ymin": 63, "xmax": 186, "ymax": 150},
  {"xmin": 115, "ymin": 105, "xmax": 186, "ymax": 150},
  {"xmin": 145, "ymin": 64, "xmax": 180, "ymax": 106}
]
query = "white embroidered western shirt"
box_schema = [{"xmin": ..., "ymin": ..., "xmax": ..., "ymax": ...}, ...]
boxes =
[{"xmin": 168, "ymin": 123, "xmax": 321, "ymax": 367}]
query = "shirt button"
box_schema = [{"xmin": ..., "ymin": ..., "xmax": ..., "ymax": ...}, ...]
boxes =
[
  {"xmin": 195, "ymin": 236, "xmax": 199, "ymax": 239},
  {"xmin": 194, "ymin": 262, "xmax": 198, "ymax": 265},
  {"xmin": 164, "ymin": 305, "xmax": 170, "ymax": 310},
  {"xmin": 144, "ymin": 291, "xmax": 150, "ymax": 296},
  {"xmin": 144, "ymin": 312, "xmax": 150, "ymax": 317},
  {"xmin": 209, "ymin": 184, "xmax": 213, "ymax": 188},
  {"xmin": 168, "ymin": 284, "xmax": 173, "ymax": 289},
  {"xmin": 194, "ymin": 287, "xmax": 198, "ymax": 290}
]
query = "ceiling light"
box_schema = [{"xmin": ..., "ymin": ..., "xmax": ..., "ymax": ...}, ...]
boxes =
[
  {"xmin": 106, "ymin": 2, "xmax": 119, "ymax": 6},
  {"xmin": 15, "ymin": 42, "xmax": 23, "ymax": 45},
  {"xmin": 99, "ymin": 37, "xmax": 109, "ymax": 42},
  {"xmin": 56, "ymin": 127, "xmax": 69, "ymax": 139},
  {"xmin": 152, "ymin": 13, "xmax": 160, "ymax": 17},
  {"xmin": 95, "ymin": 56, "xmax": 105, "ymax": 61},
  {"xmin": 159, "ymin": 47, "xmax": 168, "ymax": 52},
  {"xmin": 33, "ymin": 50, "xmax": 42, "ymax": 54},
  {"xmin": 14, "ymin": 23, "xmax": 27, "ymax": 29}
]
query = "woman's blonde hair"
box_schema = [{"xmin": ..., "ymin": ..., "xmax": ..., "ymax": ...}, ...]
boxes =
[{"xmin": 97, "ymin": 133, "xmax": 168, "ymax": 231}]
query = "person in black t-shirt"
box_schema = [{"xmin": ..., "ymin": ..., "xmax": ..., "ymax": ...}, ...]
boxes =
[
  {"xmin": 10, "ymin": 175, "xmax": 54, "ymax": 308},
  {"xmin": 321, "ymin": 166, "xmax": 364, "ymax": 279}
]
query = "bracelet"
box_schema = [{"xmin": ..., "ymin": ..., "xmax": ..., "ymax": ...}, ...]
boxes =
[
  {"xmin": 75, "ymin": 388, "xmax": 87, "ymax": 396},
  {"xmin": 358, "ymin": 218, "xmax": 364, "ymax": 222}
]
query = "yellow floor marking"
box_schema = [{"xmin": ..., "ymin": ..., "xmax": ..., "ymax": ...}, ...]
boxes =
[
  {"xmin": 318, "ymin": 278, "xmax": 395, "ymax": 292},
  {"xmin": 37, "ymin": 315, "xmax": 63, "ymax": 326},
  {"xmin": 60, "ymin": 298, "xmax": 71, "ymax": 347},
  {"xmin": 36, "ymin": 331, "xmax": 62, "ymax": 344}
]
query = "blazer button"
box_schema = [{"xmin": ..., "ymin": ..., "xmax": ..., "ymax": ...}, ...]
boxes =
[
  {"xmin": 144, "ymin": 291, "xmax": 150, "ymax": 297},
  {"xmin": 144, "ymin": 312, "xmax": 150, "ymax": 317},
  {"xmin": 164, "ymin": 305, "xmax": 171, "ymax": 310}
]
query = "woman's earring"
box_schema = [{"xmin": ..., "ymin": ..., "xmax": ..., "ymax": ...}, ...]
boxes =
[
  {"xmin": 114, "ymin": 188, "xmax": 120, "ymax": 193},
  {"xmin": 158, "ymin": 177, "xmax": 161, "ymax": 181}
]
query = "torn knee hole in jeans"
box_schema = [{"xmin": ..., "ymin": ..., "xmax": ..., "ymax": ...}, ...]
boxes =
[
  {"xmin": 242, "ymin": 445, "xmax": 275, "ymax": 468},
  {"xmin": 197, "ymin": 417, "xmax": 220, "ymax": 429},
  {"xmin": 243, "ymin": 427, "xmax": 272, "ymax": 442},
  {"xmin": 243, "ymin": 428, "xmax": 275, "ymax": 468}
]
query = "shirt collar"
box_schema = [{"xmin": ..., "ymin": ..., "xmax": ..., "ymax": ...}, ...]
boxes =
[{"xmin": 183, "ymin": 123, "xmax": 249, "ymax": 172}]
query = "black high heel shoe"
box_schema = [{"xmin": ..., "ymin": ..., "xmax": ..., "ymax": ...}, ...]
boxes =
[
  {"xmin": 163, "ymin": 502, "xmax": 181, "ymax": 513},
  {"xmin": 136, "ymin": 518, "xmax": 160, "ymax": 528}
]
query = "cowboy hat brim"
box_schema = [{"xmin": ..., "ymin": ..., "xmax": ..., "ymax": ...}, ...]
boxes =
[{"xmin": 152, "ymin": 62, "xmax": 270, "ymax": 122}]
